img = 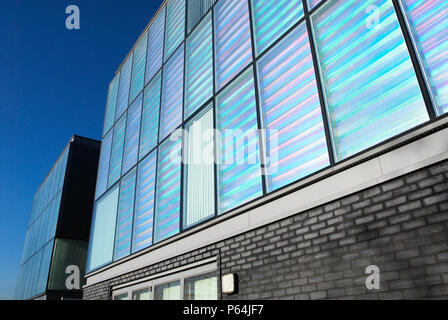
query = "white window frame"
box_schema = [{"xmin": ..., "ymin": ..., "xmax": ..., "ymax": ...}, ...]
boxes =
[{"xmin": 112, "ymin": 258, "xmax": 217, "ymax": 300}]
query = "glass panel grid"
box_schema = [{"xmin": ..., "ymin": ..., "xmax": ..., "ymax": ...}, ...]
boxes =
[{"xmin": 90, "ymin": 0, "xmax": 446, "ymax": 270}]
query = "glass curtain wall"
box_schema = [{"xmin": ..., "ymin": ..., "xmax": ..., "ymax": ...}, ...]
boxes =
[{"xmin": 88, "ymin": 0, "xmax": 446, "ymax": 272}]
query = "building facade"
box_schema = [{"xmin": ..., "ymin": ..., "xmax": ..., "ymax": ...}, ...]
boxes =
[
  {"xmin": 84, "ymin": 0, "xmax": 448, "ymax": 300},
  {"xmin": 16, "ymin": 136, "xmax": 100, "ymax": 300}
]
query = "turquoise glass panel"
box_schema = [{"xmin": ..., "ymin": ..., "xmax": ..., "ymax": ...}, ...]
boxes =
[
  {"xmin": 251, "ymin": 0, "xmax": 304, "ymax": 55},
  {"xmin": 140, "ymin": 72, "xmax": 162, "ymax": 160},
  {"xmin": 214, "ymin": 0, "xmax": 253, "ymax": 90},
  {"xmin": 116, "ymin": 54, "xmax": 133, "ymax": 120},
  {"xmin": 130, "ymin": 32, "xmax": 148, "ymax": 103},
  {"xmin": 216, "ymin": 68, "xmax": 263, "ymax": 213},
  {"xmin": 114, "ymin": 169, "xmax": 136, "ymax": 260},
  {"xmin": 257, "ymin": 22, "xmax": 330, "ymax": 192},
  {"xmin": 108, "ymin": 113, "xmax": 127, "ymax": 187},
  {"xmin": 185, "ymin": 12, "xmax": 213, "ymax": 118},
  {"xmin": 87, "ymin": 185, "xmax": 119, "ymax": 272},
  {"xmin": 160, "ymin": 45, "xmax": 184, "ymax": 140},
  {"xmin": 154, "ymin": 137, "xmax": 182, "ymax": 242},
  {"xmin": 400, "ymin": 0, "xmax": 448, "ymax": 115},
  {"xmin": 307, "ymin": 0, "xmax": 323, "ymax": 11},
  {"xmin": 146, "ymin": 6, "xmax": 166, "ymax": 84},
  {"xmin": 103, "ymin": 72, "xmax": 120, "ymax": 136},
  {"xmin": 123, "ymin": 94, "xmax": 142, "ymax": 174},
  {"xmin": 133, "ymin": 150, "xmax": 157, "ymax": 252},
  {"xmin": 165, "ymin": 0, "xmax": 185, "ymax": 61},
  {"xmin": 312, "ymin": 0, "xmax": 429, "ymax": 161}
]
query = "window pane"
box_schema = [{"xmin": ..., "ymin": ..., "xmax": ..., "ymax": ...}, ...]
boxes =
[
  {"xmin": 155, "ymin": 281, "xmax": 181, "ymax": 300},
  {"xmin": 132, "ymin": 150, "xmax": 157, "ymax": 253},
  {"xmin": 184, "ymin": 272, "xmax": 218, "ymax": 300},
  {"xmin": 96, "ymin": 131, "xmax": 113, "ymax": 199},
  {"xmin": 123, "ymin": 94, "xmax": 142, "ymax": 174},
  {"xmin": 312, "ymin": 0, "xmax": 429, "ymax": 161},
  {"xmin": 130, "ymin": 32, "xmax": 148, "ymax": 103},
  {"xmin": 154, "ymin": 137, "xmax": 182, "ymax": 243},
  {"xmin": 116, "ymin": 53, "xmax": 133, "ymax": 121},
  {"xmin": 160, "ymin": 45, "xmax": 184, "ymax": 140},
  {"xmin": 216, "ymin": 68, "xmax": 263, "ymax": 214},
  {"xmin": 257, "ymin": 23, "xmax": 330, "ymax": 192},
  {"xmin": 47, "ymin": 238, "xmax": 87, "ymax": 290},
  {"xmin": 87, "ymin": 185, "xmax": 119, "ymax": 271},
  {"xmin": 188, "ymin": 0, "xmax": 217, "ymax": 33},
  {"xmin": 114, "ymin": 169, "xmax": 136, "ymax": 261},
  {"xmin": 185, "ymin": 12, "xmax": 213, "ymax": 118},
  {"xmin": 140, "ymin": 72, "xmax": 162, "ymax": 160},
  {"xmin": 35, "ymin": 241, "xmax": 53, "ymax": 297},
  {"xmin": 132, "ymin": 288, "xmax": 150, "ymax": 300},
  {"xmin": 108, "ymin": 113, "xmax": 127, "ymax": 187},
  {"xmin": 146, "ymin": 6, "xmax": 166, "ymax": 84},
  {"xmin": 103, "ymin": 72, "xmax": 120, "ymax": 136},
  {"xmin": 114, "ymin": 293, "xmax": 129, "ymax": 300},
  {"xmin": 400, "ymin": 0, "xmax": 448, "ymax": 115},
  {"xmin": 184, "ymin": 106, "xmax": 215, "ymax": 228},
  {"xmin": 214, "ymin": 0, "xmax": 253, "ymax": 90},
  {"xmin": 165, "ymin": 0, "xmax": 185, "ymax": 61},
  {"xmin": 251, "ymin": 0, "xmax": 304, "ymax": 55},
  {"xmin": 307, "ymin": 0, "xmax": 323, "ymax": 11}
]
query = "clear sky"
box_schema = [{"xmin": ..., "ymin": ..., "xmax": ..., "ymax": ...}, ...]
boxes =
[{"xmin": 0, "ymin": 0, "xmax": 163, "ymax": 299}]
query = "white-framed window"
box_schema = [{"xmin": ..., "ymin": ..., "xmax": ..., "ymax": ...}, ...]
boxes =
[{"xmin": 112, "ymin": 259, "xmax": 218, "ymax": 301}]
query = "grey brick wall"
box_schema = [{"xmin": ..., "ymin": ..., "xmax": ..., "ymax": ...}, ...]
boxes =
[{"xmin": 83, "ymin": 160, "xmax": 448, "ymax": 300}]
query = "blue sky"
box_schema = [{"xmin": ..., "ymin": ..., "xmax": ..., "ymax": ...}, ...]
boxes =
[{"xmin": 0, "ymin": 0, "xmax": 163, "ymax": 299}]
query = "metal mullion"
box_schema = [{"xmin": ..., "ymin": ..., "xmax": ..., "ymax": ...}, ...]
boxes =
[
  {"xmin": 211, "ymin": 6, "xmax": 219, "ymax": 218},
  {"xmin": 303, "ymin": 0, "xmax": 336, "ymax": 165},
  {"xmin": 179, "ymin": 39, "xmax": 187, "ymax": 233},
  {"xmin": 392, "ymin": 0, "xmax": 437, "ymax": 119},
  {"xmin": 151, "ymin": 2, "xmax": 169, "ymax": 249},
  {"xmin": 247, "ymin": 0, "xmax": 267, "ymax": 196}
]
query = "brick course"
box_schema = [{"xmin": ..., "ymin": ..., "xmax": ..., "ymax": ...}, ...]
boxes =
[{"xmin": 83, "ymin": 160, "xmax": 448, "ymax": 300}]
